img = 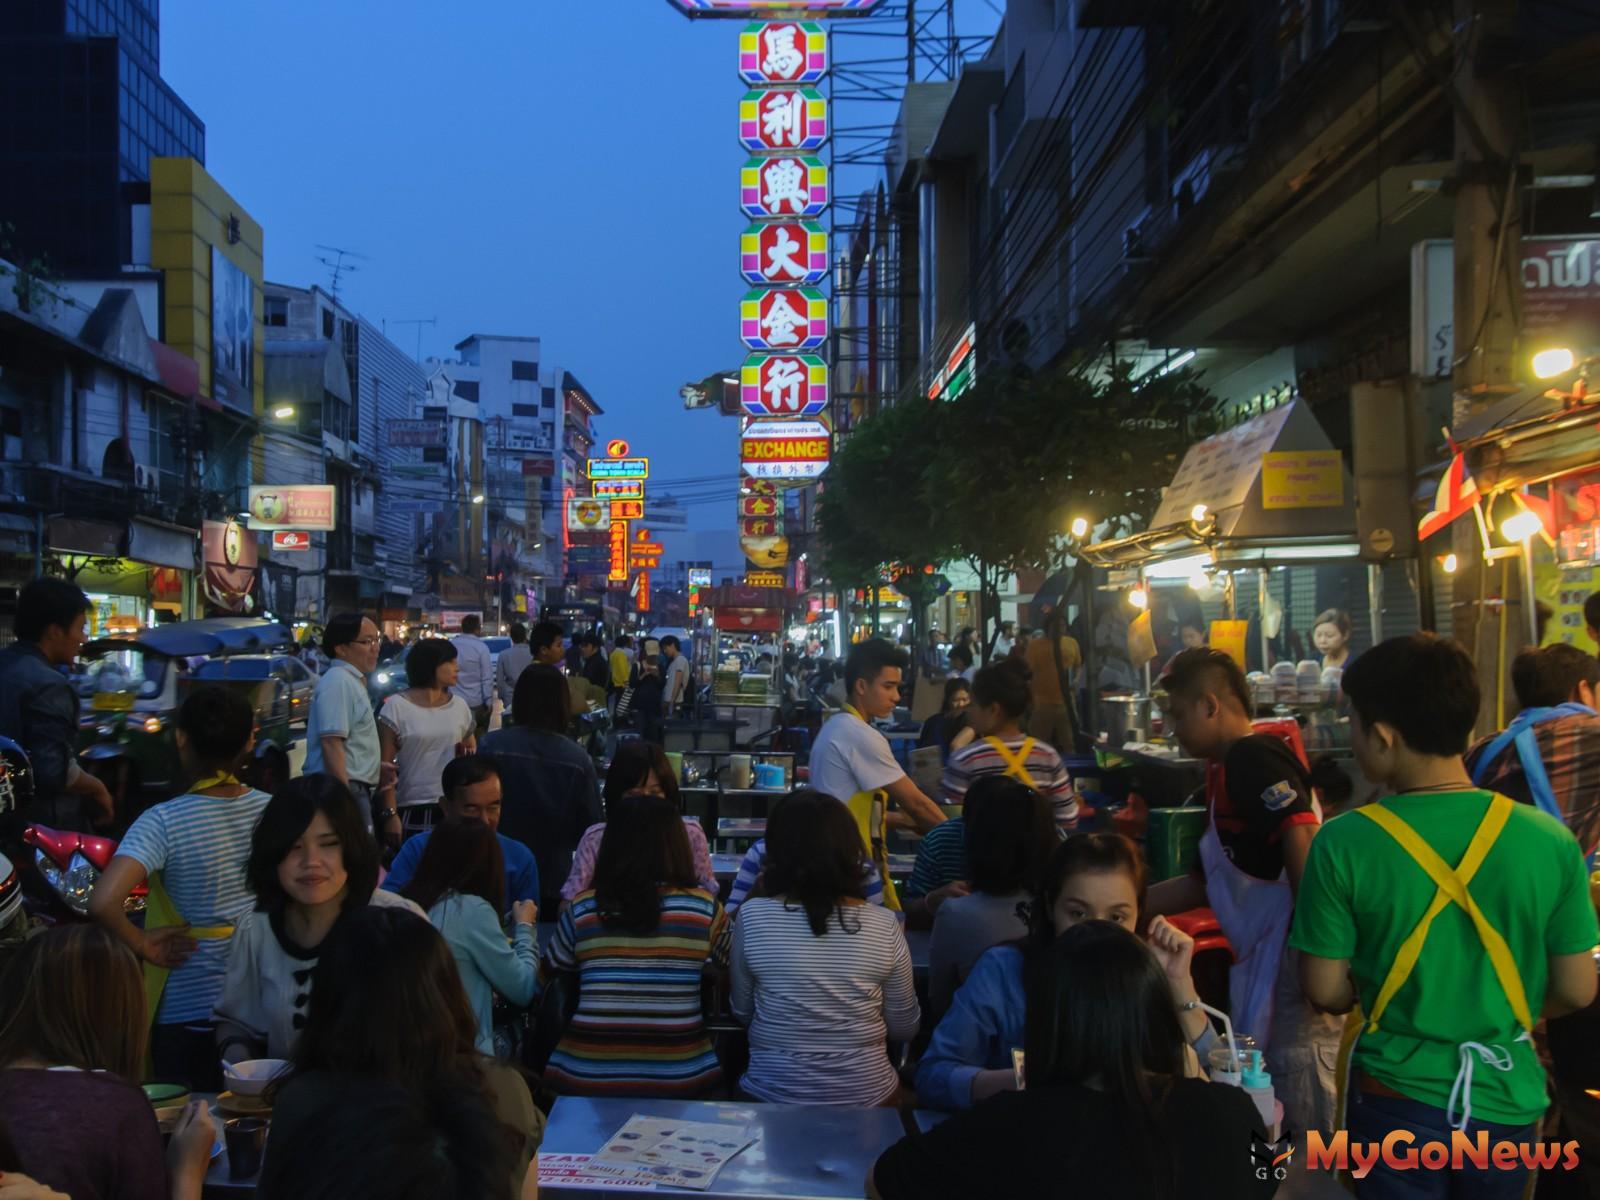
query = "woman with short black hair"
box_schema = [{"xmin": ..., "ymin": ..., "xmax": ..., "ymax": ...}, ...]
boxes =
[
  {"xmin": 729, "ymin": 790, "xmax": 920, "ymax": 1106},
  {"xmin": 870, "ymin": 922, "xmax": 1263, "ymax": 1200},
  {"xmin": 377, "ymin": 639, "xmax": 476, "ymax": 844},
  {"xmin": 215, "ymin": 776, "xmax": 420, "ymax": 1063},
  {"xmin": 544, "ymin": 792, "xmax": 723, "ymax": 1097}
]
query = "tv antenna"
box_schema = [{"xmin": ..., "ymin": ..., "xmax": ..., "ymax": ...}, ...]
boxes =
[
  {"xmin": 314, "ymin": 243, "xmax": 369, "ymax": 300},
  {"xmin": 389, "ymin": 316, "xmax": 438, "ymax": 363}
]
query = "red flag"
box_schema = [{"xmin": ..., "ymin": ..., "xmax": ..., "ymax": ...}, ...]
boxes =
[{"xmin": 1418, "ymin": 452, "xmax": 1481, "ymax": 540}]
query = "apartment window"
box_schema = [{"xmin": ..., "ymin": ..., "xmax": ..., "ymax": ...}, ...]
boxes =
[
  {"xmin": 422, "ymin": 446, "xmax": 447, "ymax": 464},
  {"xmin": 321, "ymin": 309, "xmax": 334, "ymax": 338},
  {"xmin": 512, "ymin": 403, "xmax": 539, "ymax": 418},
  {"xmin": 452, "ymin": 380, "xmax": 479, "ymax": 402},
  {"xmin": 264, "ymin": 296, "xmax": 288, "ymax": 327},
  {"xmin": 541, "ymin": 386, "xmax": 555, "ymax": 408},
  {"xmin": 511, "ymin": 360, "xmax": 538, "ymax": 382},
  {"xmin": 422, "ymin": 406, "xmax": 447, "ymax": 421}
]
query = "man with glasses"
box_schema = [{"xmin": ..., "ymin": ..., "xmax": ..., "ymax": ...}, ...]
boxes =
[{"xmin": 305, "ymin": 612, "xmax": 390, "ymax": 825}]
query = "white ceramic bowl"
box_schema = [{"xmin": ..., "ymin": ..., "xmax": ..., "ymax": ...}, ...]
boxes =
[{"xmin": 222, "ymin": 1058, "xmax": 290, "ymax": 1097}]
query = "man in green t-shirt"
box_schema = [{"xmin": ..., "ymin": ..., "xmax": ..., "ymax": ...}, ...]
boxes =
[{"xmin": 1292, "ymin": 634, "xmax": 1597, "ymax": 1196}]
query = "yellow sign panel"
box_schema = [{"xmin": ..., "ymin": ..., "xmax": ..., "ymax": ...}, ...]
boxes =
[
  {"xmin": 1260, "ymin": 450, "xmax": 1344, "ymax": 510},
  {"xmin": 1209, "ymin": 620, "xmax": 1250, "ymax": 671},
  {"xmin": 745, "ymin": 570, "xmax": 785, "ymax": 588}
]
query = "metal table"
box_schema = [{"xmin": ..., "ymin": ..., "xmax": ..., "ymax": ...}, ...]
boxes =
[{"xmin": 538, "ymin": 1096, "xmax": 905, "ymax": 1198}]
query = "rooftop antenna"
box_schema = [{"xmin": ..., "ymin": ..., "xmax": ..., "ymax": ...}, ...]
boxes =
[
  {"xmin": 313, "ymin": 243, "xmax": 369, "ymax": 300},
  {"xmin": 390, "ymin": 317, "xmax": 438, "ymax": 363}
]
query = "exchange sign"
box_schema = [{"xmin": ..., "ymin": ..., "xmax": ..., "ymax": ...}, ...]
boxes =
[
  {"xmin": 740, "ymin": 417, "xmax": 831, "ymax": 480},
  {"xmin": 586, "ymin": 457, "xmax": 650, "ymax": 481},
  {"xmin": 740, "ymin": 155, "xmax": 828, "ymax": 219},
  {"xmin": 740, "ymin": 288, "xmax": 827, "ymax": 351},
  {"xmin": 738, "ymin": 22, "xmax": 827, "ymax": 84},
  {"xmin": 740, "ymin": 352, "xmax": 827, "ymax": 416},
  {"xmin": 738, "ymin": 493, "xmax": 782, "ymax": 518},
  {"xmin": 740, "ymin": 221, "xmax": 828, "ymax": 287},
  {"xmin": 741, "ymin": 516, "xmax": 779, "ymax": 537},
  {"xmin": 739, "ymin": 87, "xmax": 827, "ymax": 152}
]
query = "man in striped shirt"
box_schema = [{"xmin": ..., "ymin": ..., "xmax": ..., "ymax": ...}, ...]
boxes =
[{"xmin": 902, "ymin": 660, "xmax": 1075, "ymax": 924}]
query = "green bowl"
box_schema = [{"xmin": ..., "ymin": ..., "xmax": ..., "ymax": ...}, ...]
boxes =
[{"xmin": 142, "ymin": 1082, "xmax": 190, "ymax": 1107}]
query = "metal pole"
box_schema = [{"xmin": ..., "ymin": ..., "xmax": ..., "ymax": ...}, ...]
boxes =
[
  {"xmin": 1258, "ymin": 569, "xmax": 1271, "ymax": 670},
  {"xmin": 1521, "ymin": 537, "xmax": 1539, "ymax": 647},
  {"xmin": 1367, "ymin": 562, "xmax": 1384, "ymax": 646}
]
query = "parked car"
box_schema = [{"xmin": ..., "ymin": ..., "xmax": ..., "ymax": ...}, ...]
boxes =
[
  {"xmin": 75, "ymin": 618, "xmax": 300, "ymax": 831},
  {"xmin": 193, "ymin": 654, "xmax": 317, "ymax": 727}
]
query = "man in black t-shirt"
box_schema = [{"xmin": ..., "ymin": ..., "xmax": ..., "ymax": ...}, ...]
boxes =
[{"xmin": 1149, "ymin": 648, "xmax": 1339, "ymax": 1136}]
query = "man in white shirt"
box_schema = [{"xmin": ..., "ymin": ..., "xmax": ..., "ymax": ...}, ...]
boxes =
[
  {"xmin": 494, "ymin": 622, "xmax": 534, "ymax": 721},
  {"xmin": 451, "ymin": 614, "xmax": 495, "ymax": 737},
  {"xmin": 661, "ymin": 635, "xmax": 693, "ymax": 717},
  {"xmin": 304, "ymin": 611, "xmax": 390, "ymax": 824}
]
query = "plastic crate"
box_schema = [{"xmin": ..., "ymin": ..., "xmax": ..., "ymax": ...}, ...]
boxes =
[{"xmin": 1145, "ymin": 805, "xmax": 1208, "ymax": 882}]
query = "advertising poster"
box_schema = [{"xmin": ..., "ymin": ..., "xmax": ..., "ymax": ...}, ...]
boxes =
[{"xmin": 211, "ymin": 247, "xmax": 254, "ymax": 413}]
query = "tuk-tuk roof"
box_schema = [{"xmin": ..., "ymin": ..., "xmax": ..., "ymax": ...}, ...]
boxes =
[{"xmin": 82, "ymin": 619, "xmax": 295, "ymax": 660}]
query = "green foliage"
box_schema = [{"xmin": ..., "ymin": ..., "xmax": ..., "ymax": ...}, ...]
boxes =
[{"xmin": 819, "ymin": 359, "xmax": 1218, "ymax": 586}]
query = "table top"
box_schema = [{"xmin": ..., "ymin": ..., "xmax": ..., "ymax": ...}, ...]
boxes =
[
  {"xmin": 911, "ymin": 1109, "xmax": 950, "ymax": 1134},
  {"xmin": 539, "ymin": 1096, "xmax": 905, "ymax": 1198},
  {"xmin": 713, "ymin": 852, "xmax": 745, "ymax": 879},
  {"xmin": 194, "ymin": 1094, "xmax": 258, "ymax": 1197}
]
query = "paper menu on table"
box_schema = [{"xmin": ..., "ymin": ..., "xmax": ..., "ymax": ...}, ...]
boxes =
[{"xmin": 588, "ymin": 1115, "xmax": 758, "ymax": 1191}]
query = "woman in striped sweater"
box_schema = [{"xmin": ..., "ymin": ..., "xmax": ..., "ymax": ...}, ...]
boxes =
[
  {"xmin": 730, "ymin": 789, "xmax": 921, "ymax": 1106},
  {"xmin": 542, "ymin": 792, "xmax": 724, "ymax": 1097}
]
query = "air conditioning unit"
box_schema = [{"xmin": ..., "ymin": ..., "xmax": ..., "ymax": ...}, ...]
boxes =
[{"xmin": 133, "ymin": 464, "xmax": 158, "ymax": 492}]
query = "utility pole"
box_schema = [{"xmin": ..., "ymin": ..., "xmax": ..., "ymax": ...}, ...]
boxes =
[{"xmin": 1448, "ymin": 0, "xmax": 1526, "ymax": 731}]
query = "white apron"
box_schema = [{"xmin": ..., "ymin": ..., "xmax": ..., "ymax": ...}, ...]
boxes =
[{"xmin": 1197, "ymin": 815, "xmax": 1295, "ymax": 1048}]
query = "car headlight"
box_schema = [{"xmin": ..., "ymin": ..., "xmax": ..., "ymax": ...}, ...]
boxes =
[
  {"xmin": 36, "ymin": 850, "xmax": 99, "ymax": 916},
  {"xmin": 141, "ymin": 716, "xmax": 165, "ymax": 734}
]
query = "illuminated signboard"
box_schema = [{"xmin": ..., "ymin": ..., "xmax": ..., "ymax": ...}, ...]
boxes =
[
  {"xmin": 609, "ymin": 500, "xmax": 645, "ymax": 521},
  {"xmin": 745, "ymin": 570, "xmax": 786, "ymax": 587},
  {"xmin": 586, "ymin": 457, "xmax": 650, "ymax": 481},
  {"xmin": 635, "ymin": 570, "xmax": 651, "ymax": 614},
  {"xmin": 740, "ymin": 287, "xmax": 827, "ymax": 351},
  {"xmin": 742, "ymin": 516, "xmax": 780, "ymax": 537},
  {"xmin": 247, "ymin": 484, "xmax": 337, "ymax": 531},
  {"xmin": 740, "ymin": 352, "xmax": 828, "ymax": 416},
  {"xmin": 568, "ymin": 497, "xmax": 610, "ymax": 532},
  {"xmin": 738, "ymin": 22, "xmax": 827, "ymax": 84},
  {"xmin": 673, "ymin": 0, "xmax": 881, "ymax": 13},
  {"xmin": 740, "ymin": 221, "xmax": 828, "ymax": 287},
  {"xmin": 688, "ymin": 568, "xmax": 714, "ymax": 587},
  {"xmin": 738, "ymin": 493, "xmax": 783, "ymax": 518},
  {"xmin": 928, "ymin": 322, "xmax": 978, "ymax": 402},
  {"xmin": 592, "ymin": 480, "xmax": 645, "ymax": 500},
  {"xmin": 740, "ymin": 155, "xmax": 828, "ymax": 219},
  {"xmin": 609, "ymin": 521, "xmax": 630, "ymax": 582},
  {"xmin": 739, "ymin": 87, "xmax": 828, "ymax": 152},
  {"xmin": 740, "ymin": 417, "xmax": 831, "ymax": 480},
  {"xmin": 605, "ymin": 439, "xmax": 631, "ymax": 457}
]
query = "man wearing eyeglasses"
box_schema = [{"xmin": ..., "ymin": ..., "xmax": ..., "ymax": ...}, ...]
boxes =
[{"xmin": 305, "ymin": 612, "xmax": 390, "ymax": 826}]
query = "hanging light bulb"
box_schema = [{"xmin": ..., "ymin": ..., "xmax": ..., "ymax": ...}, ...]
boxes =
[{"xmin": 1128, "ymin": 587, "xmax": 1149, "ymax": 610}]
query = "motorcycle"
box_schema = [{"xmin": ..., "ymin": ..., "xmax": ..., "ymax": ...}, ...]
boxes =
[{"xmin": 0, "ymin": 733, "xmax": 143, "ymax": 925}]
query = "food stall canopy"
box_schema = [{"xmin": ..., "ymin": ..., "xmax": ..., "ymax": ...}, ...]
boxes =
[
  {"xmin": 1082, "ymin": 400, "xmax": 1359, "ymax": 570},
  {"xmin": 83, "ymin": 619, "xmax": 295, "ymax": 660},
  {"xmin": 1453, "ymin": 359, "xmax": 1600, "ymax": 495}
]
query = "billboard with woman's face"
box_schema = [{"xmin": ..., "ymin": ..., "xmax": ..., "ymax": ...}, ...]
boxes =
[{"xmin": 211, "ymin": 246, "xmax": 254, "ymax": 413}]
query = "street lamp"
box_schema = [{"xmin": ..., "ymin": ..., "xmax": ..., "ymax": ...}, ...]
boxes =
[
  {"xmin": 271, "ymin": 404, "xmax": 296, "ymax": 421},
  {"xmin": 471, "ymin": 494, "xmax": 485, "ymax": 505}
]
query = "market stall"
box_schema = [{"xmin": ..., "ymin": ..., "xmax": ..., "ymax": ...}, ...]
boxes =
[{"xmin": 1080, "ymin": 400, "xmax": 1394, "ymax": 810}]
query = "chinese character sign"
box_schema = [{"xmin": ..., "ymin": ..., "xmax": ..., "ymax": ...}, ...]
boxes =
[
  {"xmin": 740, "ymin": 221, "xmax": 828, "ymax": 286},
  {"xmin": 739, "ymin": 87, "xmax": 828, "ymax": 152},
  {"xmin": 740, "ymin": 353, "xmax": 828, "ymax": 416},
  {"xmin": 741, "ymin": 287, "xmax": 827, "ymax": 351},
  {"xmin": 609, "ymin": 521, "xmax": 630, "ymax": 582},
  {"xmin": 738, "ymin": 22, "xmax": 827, "ymax": 84},
  {"xmin": 741, "ymin": 156, "xmax": 828, "ymax": 218}
]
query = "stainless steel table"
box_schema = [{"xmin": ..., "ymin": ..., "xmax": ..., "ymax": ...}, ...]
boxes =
[{"xmin": 538, "ymin": 1096, "xmax": 905, "ymax": 1198}]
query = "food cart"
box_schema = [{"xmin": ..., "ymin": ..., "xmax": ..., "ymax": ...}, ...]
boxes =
[
  {"xmin": 1080, "ymin": 400, "xmax": 1394, "ymax": 830},
  {"xmin": 691, "ymin": 584, "xmax": 789, "ymax": 747}
]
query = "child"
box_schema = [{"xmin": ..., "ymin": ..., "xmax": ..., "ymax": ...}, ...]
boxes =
[
  {"xmin": 90, "ymin": 686, "xmax": 273, "ymax": 1089},
  {"xmin": 1291, "ymin": 634, "xmax": 1598, "ymax": 1197}
]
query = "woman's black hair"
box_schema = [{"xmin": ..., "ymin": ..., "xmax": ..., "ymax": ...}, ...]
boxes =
[
  {"xmin": 405, "ymin": 638, "xmax": 458, "ymax": 689},
  {"xmin": 399, "ymin": 819, "xmax": 505, "ymax": 918},
  {"xmin": 602, "ymin": 741, "xmax": 680, "ymax": 813},
  {"xmin": 512, "ymin": 664, "xmax": 569, "ymax": 734},
  {"xmin": 971, "ymin": 658, "xmax": 1031, "ymax": 718},
  {"xmin": 246, "ymin": 775, "xmax": 380, "ymax": 914},
  {"xmin": 177, "ymin": 684, "xmax": 255, "ymax": 773},
  {"xmin": 592, "ymin": 791, "xmax": 698, "ymax": 934},
  {"xmin": 763, "ymin": 789, "xmax": 867, "ymax": 937},
  {"xmin": 1024, "ymin": 921, "xmax": 1183, "ymax": 1197},
  {"xmin": 1025, "ymin": 832, "xmax": 1148, "ymax": 948},
  {"xmin": 941, "ymin": 676, "xmax": 970, "ymax": 709},
  {"xmin": 963, "ymin": 776, "xmax": 1056, "ymax": 896},
  {"xmin": 257, "ymin": 1075, "xmax": 513, "ymax": 1200}
]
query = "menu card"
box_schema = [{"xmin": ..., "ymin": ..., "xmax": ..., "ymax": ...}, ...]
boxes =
[{"xmin": 587, "ymin": 1115, "xmax": 758, "ymax": 1191}]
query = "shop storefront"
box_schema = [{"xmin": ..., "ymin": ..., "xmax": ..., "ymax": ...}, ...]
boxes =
[{"xmin": 45, "ymin": 516, "xmax": 198, "ymax": 632}]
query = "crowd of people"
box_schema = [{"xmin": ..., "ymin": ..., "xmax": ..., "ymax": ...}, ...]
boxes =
[{"xmin": 0, "ymin": 573, "xmax": 1598, "ymax": 1198}]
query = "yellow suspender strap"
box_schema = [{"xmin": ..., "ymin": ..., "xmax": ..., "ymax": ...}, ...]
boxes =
[
  {"xmin": 1354, "ymin": 795, "xmax": 1534, "ymax": 1034},
  {"xmin": 983, "ymin": 736, "xmax": 1039, "ymax": 788}
]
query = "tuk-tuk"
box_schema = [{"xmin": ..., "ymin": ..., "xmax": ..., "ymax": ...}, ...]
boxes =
[{"xmin": 76, "ymin": 618, "xmax": 299, "ymax": 830}]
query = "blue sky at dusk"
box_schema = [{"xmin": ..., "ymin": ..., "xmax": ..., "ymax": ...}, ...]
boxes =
[{"xmin": 162, "ymin": 1, "xmax": 998, "ymax": 559}]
